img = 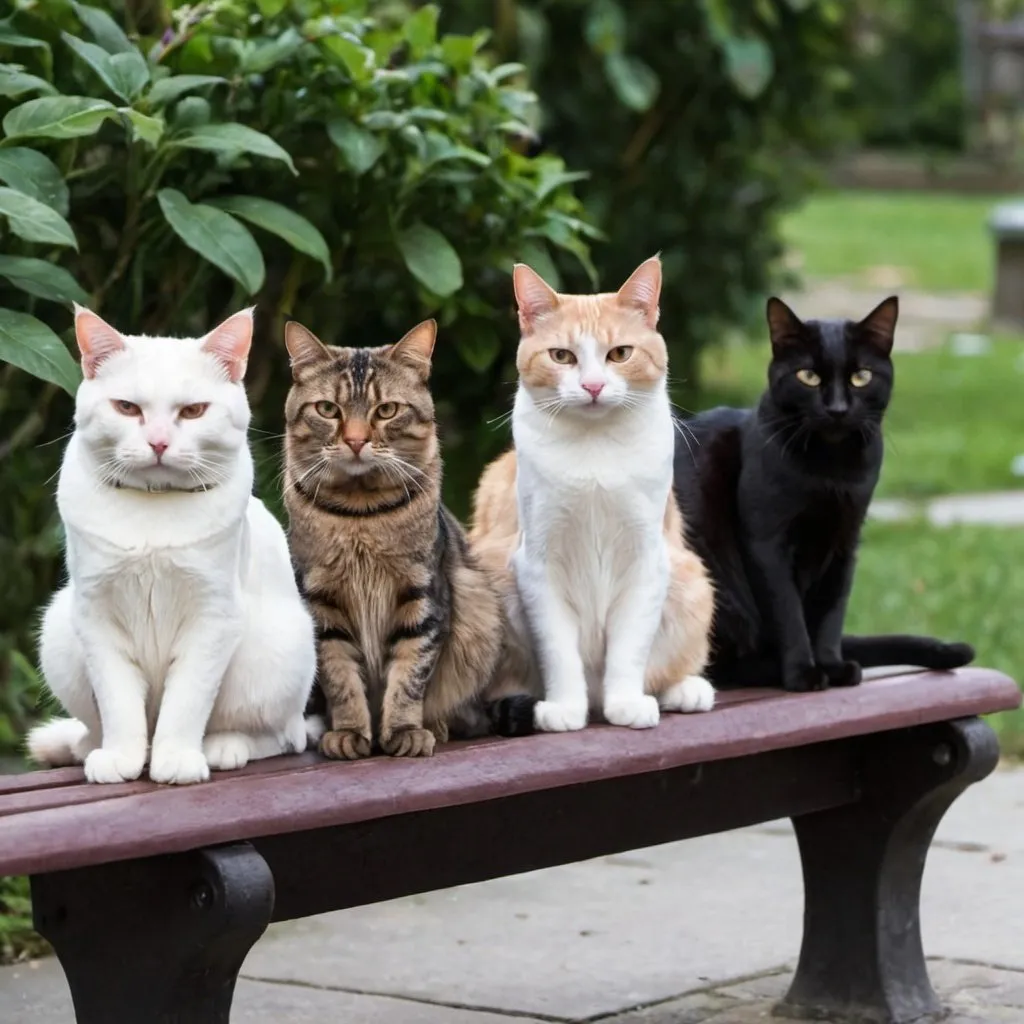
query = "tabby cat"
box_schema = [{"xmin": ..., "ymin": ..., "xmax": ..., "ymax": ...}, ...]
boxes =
[
  {"xmin": 284, "ymin": 319, "xmax": 503, "ymax": 758},
  {"xmin": 672, "ymin": 296, "xmax": 973, "ymax": 692}
]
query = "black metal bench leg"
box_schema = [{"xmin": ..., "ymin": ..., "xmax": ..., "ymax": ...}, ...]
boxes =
[
  {"xmin": 777, "ymin": 717, "xmax": 1000, "ymax": 1024},
  {"xmin": 32, "ymin": 842, "xmax": 274, "ymax": 1024}
]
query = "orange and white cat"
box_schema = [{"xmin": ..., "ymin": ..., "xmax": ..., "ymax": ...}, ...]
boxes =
[{"xmin": 470, "ymin": 256, "xmax": 715, "ymax": 732}]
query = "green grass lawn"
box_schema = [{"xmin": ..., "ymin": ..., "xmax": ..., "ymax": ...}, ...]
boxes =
[
  {"xmin": 850, "ymin": 520, "xmax": 1024, "ymax": 754},
  {"xmin": 782, "ymin": 190, "xmax": 1007, "ymax": 293},
  {"xmin": 696, "ymin": 334, "xmax": 1024, "ymax": 499}
]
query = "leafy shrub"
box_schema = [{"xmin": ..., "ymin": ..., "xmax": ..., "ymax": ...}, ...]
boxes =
[
  {"xmin": 441, "ymin": 0, "xmax": 853, "ymax": 388},
  {"xmin": 0, "ymin": 0, "xmax": 594, "ymax": 758}
]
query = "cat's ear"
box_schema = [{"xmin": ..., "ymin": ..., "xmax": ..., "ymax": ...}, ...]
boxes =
[
  {"xmin": 202, "ymin": 308, "xmax": 254, "ymax": 382},
  {"xmin": 765, "ymin": 297, "xmax": 804, "ymax": 352},
  {"xmin": 73, "ymin": 304, "xmax": 125, "ymax": 379},
  {"xmin": 513, "ymin": 263, "xmax": 559, "ymax": 333},
  {"xmin": 616, "ymin": 255, "xmax": 661, "ymax": 328},
  {"xmin": 858, "ymin": 296, "xmax": 898, "ymax": 355},
  {"xmin": 388, "ymin": 319, "xmax": 436, "ymax": 379},
  {"xmin": 284, "ymin": 321, "xmax": 331, "ymax": 380}
]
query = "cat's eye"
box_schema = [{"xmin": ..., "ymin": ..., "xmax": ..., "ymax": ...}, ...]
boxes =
[
  {"xmin": 112, "ymin": 399, "xmax": 142, "ymax": 417},
  {"xmin": 179, "ymin": 403, "xmax": 209, "ymax": 420},
  {"xmin": 607, "ymin": 346, "xmax": 633, "ymax": 363},
  {"xmin": 850, "ymin": 369, "xmax": 873, "ymax": 388},
  {"xmin": 795, "ymin": 369, "xmax": 821, "ymax": 387},
  {"xmin": 549, "ymin": 348, "xmax": 577, "ymax": 365},
  {"xmin": 314, "ymin": 400, "xmax": 341, "ymax": 419},
  {"xmin": 374, "ymin": 402, "xmax": 399, "ymax": 420}
]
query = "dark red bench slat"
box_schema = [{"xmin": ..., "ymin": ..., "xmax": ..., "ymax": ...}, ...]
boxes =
[{"xmin": 0, "ymin": 668, "xmax": 1018, "ymax": 878}]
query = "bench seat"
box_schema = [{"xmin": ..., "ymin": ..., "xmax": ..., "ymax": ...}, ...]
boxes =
[{"xmin": 1, "ymin": 666, "xmax": 1020, "ymax": 1024}]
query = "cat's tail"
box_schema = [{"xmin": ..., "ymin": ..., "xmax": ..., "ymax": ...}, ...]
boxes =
[
  {"xmin": 840, "ymin": 635, "xmax": 975, "ymax": 671},
  {"xmin": 487, "ymin": 696, "xmax": 537, "ymax": 737},
  {"xmin": 26, "ymin": 717, "xmax": 89, "ymax": 767}
]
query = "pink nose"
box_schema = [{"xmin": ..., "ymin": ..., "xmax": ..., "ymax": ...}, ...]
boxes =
[
  {"xmin": 345, "ymin": 437, "xmax": 366, "ymax": 456},
  {"xmin": 149, "ymin": 440, "xmax": 168, "ymax": 457},
  {"xmin": 582, "ymin": 381, "xmax": 605, "ymax": 399}
]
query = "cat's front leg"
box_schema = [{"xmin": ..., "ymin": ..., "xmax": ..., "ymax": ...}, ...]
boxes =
[
  {"xmin": 316, "ymin": 626, "xmax": 373, "ymax": 760},
  {"xmin": 603, "ymin": 547, "xmax": 668, "ymax": 729},
  {"xmin": 515, "ymin": 551, "xmax": 589, "ymax": 732},
  {"xmin": 807, "ymin": 551, "xmax": 862, "ymax": 688},
  {"xmin": 150, "ymin": 604, "xmax": 243, "ymax": 785},
  {"xmin": 379, "ymin": 592, "xmax": 444, "ymax": 758},
  {"xmin": 76, "ymin": 609, "xmax": 149, "ymax": 784},
  {"xmin": 746, "ymin": 538, "xmax": 825, "ymax": 692}
]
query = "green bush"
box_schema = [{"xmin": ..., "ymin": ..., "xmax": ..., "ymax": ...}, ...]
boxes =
[
  {"xmin": 441, "ymin": 0, "xmax": 853, "ymax": 389},
  {"xmin": 0, "ymin": 0, "xmax": 594, "ymax": 759}
]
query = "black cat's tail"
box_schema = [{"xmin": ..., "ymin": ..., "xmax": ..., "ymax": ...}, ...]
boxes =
[
  {"xmin": 487, "ymin": 695, "xmax": 537, "ymax": 737},
  {"xmin": 840, "ymin": 635, "xmax": 975, "ymax": 671}
]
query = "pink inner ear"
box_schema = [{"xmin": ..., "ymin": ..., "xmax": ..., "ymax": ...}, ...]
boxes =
[
  {"xmin": 202, "ymin": 308, "xmax": 254, "ymax": 382},
  {"xmin": 616, "ymin": 257, "xmax": 662, "ymax": 328},
  {"xmin": 74, "ymin": 305, "xmax": 126, "ymax": 379},
  {"xmin": 513, "ymin": 263, "xmax": 559, "ymax": 332}
]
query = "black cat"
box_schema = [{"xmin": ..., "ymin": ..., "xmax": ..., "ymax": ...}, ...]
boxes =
[{"xmin": 672, "ymin": 295, "xmax": 973, "ymax": 692}]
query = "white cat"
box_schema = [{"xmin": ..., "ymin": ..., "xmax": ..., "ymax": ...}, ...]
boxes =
[
  {"xmin": 27, "ymin": 306, "xmax": 316, "ymax": 784},
  {"xmin": 470, "ymin": 257, "xmax": 716, "ymax": 733}
]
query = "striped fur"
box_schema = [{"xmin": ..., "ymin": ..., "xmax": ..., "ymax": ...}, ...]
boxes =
[{"xmin": 283, "ymin": 319, "xmax": 503, "ymax": 758}]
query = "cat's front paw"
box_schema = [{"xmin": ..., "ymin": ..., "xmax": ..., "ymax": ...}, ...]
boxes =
[
  {"xmin": 320, "ymin": 729, "xmax": 372, "ymax": 760},
  {"xmin": 203, "ymin": 732, "xmax": 252, "ymax": 772},
  {"xmin": 380, "ymin": 727, "xmax": 436, "ymax": 758},
  {"xmin": 149, "ymin": 746, "xmax": 210, "ymax": 785},
  {"xmin": 604, "ymin": 694, "xmax": 660, "ymax": 729},
  {"xmin": 783, "ymin": 664, "xmax": 828, "ymax": 693},
  {"xmin": 659, "ymin": 675, "xmax": 716, "ymax": 713},
  {"xmin": 84, "ymin": 748, "xmax": 145, "ymax": 784},
  {"xmin": 820, "ymin": 660, "xmax": 862, "ymax": 688},
  {"xmin": 534, "ymin": 700, "xmax": 588, "ymax": 732}
]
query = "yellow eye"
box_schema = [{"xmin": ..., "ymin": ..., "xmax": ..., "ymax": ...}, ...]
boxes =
[
  {"xmin": 607, "ymin": 346, "xmax": 633, "ymax": 363},
  {"xmin": 796, "ymin": 369, "xmax": 821, "ymax": 387},
  {"xmin": 549, "ymin": 348, "xmax": 576, "ymax": 365},
  {"xmin": 851, "ymin": 369, "xmax": 873, "ymax": 388},
  {"xmin": 179, "ymin": 402, "xmax": 209, "ymax": 420},
  {"xmin": 375, "ymin": 402, "xmax": 399, "ymax": 420},
  {"xmin": 314, "ymin": 400, "xmax": 341, "ymax": 419},
  {"xmin": 112, "ymin": 400, "xmax": 142, "ymax": 417}
]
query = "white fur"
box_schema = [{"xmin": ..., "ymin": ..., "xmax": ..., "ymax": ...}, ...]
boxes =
[
  {"xmin": 512, "ymin": 333, "xmax": 709, "ymax": 732},
  {"xmin": 27, "ymin": 320, "xmax": 316, "ymax": 784}
]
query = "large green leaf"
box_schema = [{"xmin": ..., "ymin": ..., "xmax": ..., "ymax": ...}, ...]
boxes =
[
  {"xmin": 722, "ymin": 35, "xmax": 774, "ymax": 99},
  {"xmin": 395, "ymin": 222, "xmax": 463, "ymax": 297},
  {"xmin": 404, "ymin": 5, "xmax": 438, "ymax": 53},
  {"xmin": 0, "ymin": 307, "xmax": 81, "ymax": 394},
  {"xmin": 171, "ymin": 123, "xmax": 297, "ymax": 174},
  {"xmin": 0, "ymin": 256, "xmax": 89, "ymax": 305},
  {"xmin": 147, "ymin": 74, "xmax": 225, "ymax": 109},
  {"xmin": 120, "ymin": 108, "xmax": 163, "ymax": 145},
  {"xmin": 208, "ymin": 195, "xmax": 332, "ymax": 281},
  {"xmin": 62, "ymin": 34, "xmax": 149, "ymax": 102},
  {"xmin": 603, "ymin": 52, "xmax": 659, "ymax": 112},
  {"xmin": 327, "ymin": 119, "xmax": 384, "ymax": 175},
  {"xmin": 71, "ymin": 1, "xmax": 134, "ymax": 54},
  {"xmin": 157, "ymin": 189, "xmax": 265, "ymax": 295},
  {"xmin": 0, "ymin": 64, "xmax": 57, "ymax": 99},
  {"xmin": 0, "ymin": 148, "xmax": 68, "ymax": 215},
  {"xmin": 3, "ymin": 96, "xmax": 117, "ymax": 140},
  {"xmin": 0, "ymin": 187, "xmax": 77, "ymax": 248},
  {"xmin": 0, "ymin": 23, "xmax": 50, "ymax": 55}
]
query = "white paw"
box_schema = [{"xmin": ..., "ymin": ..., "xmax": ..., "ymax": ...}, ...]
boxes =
[
  {"xmin": 304, "ymin": 714, "xmax": 326, "ymax": 746},
  {"xmin": 660, "ymin": 675, "xmax": 716, "ymax": 713},
  {"xmin": 604, "ymin": 694, "xmax": 661, "ymax": 729},
  {"xmin": 149, "ymin": 746, "xmax": 210, "ymax": 785},
  {"xmin": 534, "ymin": 700, "xmax": 588, "ymax": 732},
  {"xmin": 84, "ymin": 748, "xmax": 145, "ymax": 784},
  {"xmin": 203, "ymin": 733, "xmax": 252, "ymax": 772}
]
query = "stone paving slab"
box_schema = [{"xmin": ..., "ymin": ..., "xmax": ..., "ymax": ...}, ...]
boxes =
[{"xmin": 871, "ymin": 489, "xmax": 1024, "ymax": 526}]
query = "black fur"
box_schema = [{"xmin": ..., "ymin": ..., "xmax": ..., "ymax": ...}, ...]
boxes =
[
  {"xmin": 488, "ymin": 695, "xmax": 537, "ymax": 737},
  {"xmin": 673, "ymin": 295, "xmax": 973, "ymax": 692}
]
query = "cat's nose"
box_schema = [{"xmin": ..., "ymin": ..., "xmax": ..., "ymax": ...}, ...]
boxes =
[
  {"xmin": 581, "ymin": 381, "xmax": 605, "ymax": 399},
  {"xmin": 344, "ymin": 437, "xmax": 367, "ymax": 456},
  {"xmin": 826, "ymin": 406, "xmax": 848, "ymax": 420},
  {"xmin": 149, "ymin": 440, "xmax": 168, "ymax": 458}
]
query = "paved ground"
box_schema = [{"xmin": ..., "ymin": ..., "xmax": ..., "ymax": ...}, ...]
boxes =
[
  {"xmin": 871, "ymin": 489, "xmax": 1024, "ymax": 527},
  {"xmin": 2, "ymin": 766, "xmax": 1021, "ymax": 1023}
]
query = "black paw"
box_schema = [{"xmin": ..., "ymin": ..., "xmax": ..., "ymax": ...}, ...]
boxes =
[
  {"xmin": 934, "ymin": 642, "xmax": 975, "ymax": 670},
  {"xmin": 820, "ymin": 660, "xmax": 862, "ymax": 688},
  {"xmin": 783, "ymin": 664, "xmax": 828, "ymax": 693}
]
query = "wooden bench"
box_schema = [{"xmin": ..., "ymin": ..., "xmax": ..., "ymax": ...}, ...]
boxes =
[{"xmin": 1, "ymin": 667, "xmax": 1020, "ymax": 1024}]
